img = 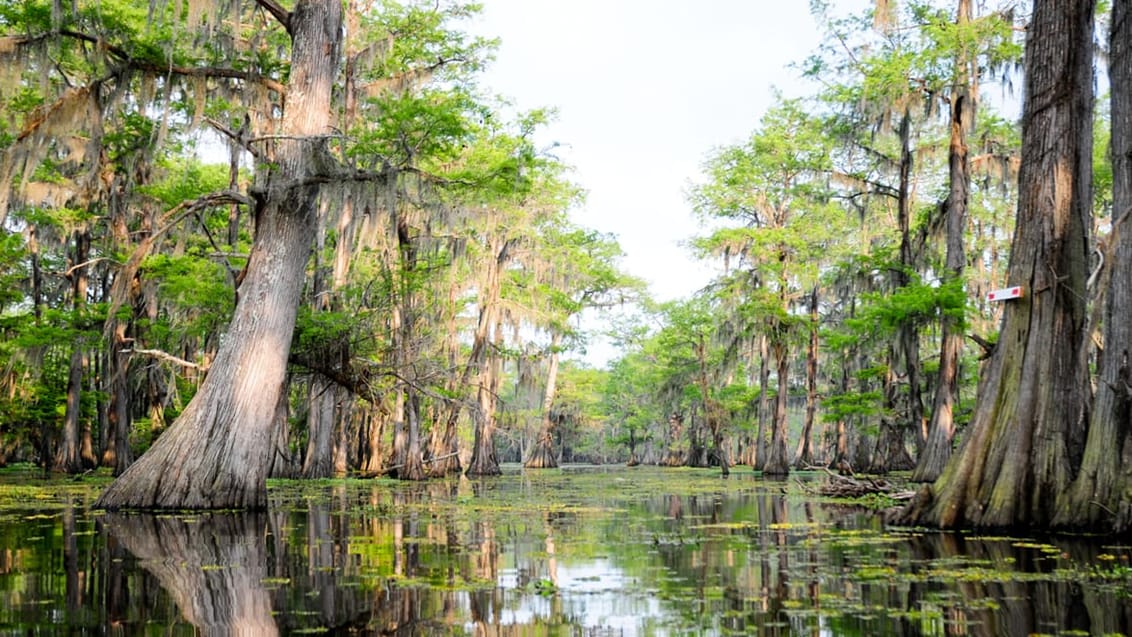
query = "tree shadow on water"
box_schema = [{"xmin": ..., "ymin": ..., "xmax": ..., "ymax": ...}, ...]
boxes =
[{"xmin": 100, "ymin": 511, "xmax": 278, "ymax": 636}]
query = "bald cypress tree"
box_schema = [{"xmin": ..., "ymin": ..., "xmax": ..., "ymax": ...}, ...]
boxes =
[
  {"xmin": 96, "ymin": 0, "xmax": 345, "ymax": 508},
  {"xmin": 1053, "ymin": 0, "xmax": 1132, "ymax": 532},
  {"xmin": 902, "ymin": 0, "xmax": 1095, "ymax": 528}
]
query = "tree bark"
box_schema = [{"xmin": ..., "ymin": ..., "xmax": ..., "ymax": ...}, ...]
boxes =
[
  {"xmin": 302, "ymin": 374, "xmax": 338, "ymax": 478},
  {"xmin": 465, "ymin": 240, "xmax": 510, "ymax": 477},
  {"xmin": 902, "ymin": 0, "xmax": 1095, "ymax": 529},
  {"xmin": 56, "ymin": 228, "xmax": 92, "ymax": 474},
  {"xmin": 693, "ymin": 333, "xmax": 729, "ymax": 475},
  {"xmin": 1054, "ymin": 0, "xmax": 1132, "ymax": 531},
  {"xmin": 794, "ymin": 287, "xmax": 820, "ymax": 468},
  {"xmin": 913, "ymin": 0, "xmax": 976, "ymax": 483},
  {"xmin": 755, "ymin": 333, "xmax": 771, "ymax": 468},
  {"xmin": 896, "ymin": 109, "xmax": 926, "ymax": 448},
  {"xmin": 761, "ymin": 337, "xmax": 791, "ymax": 476},
  {"xmin": 872, "ymin": 108, "xmax": 924, "ymax": 473},
  {"xmin": 95, "ymin": 0, "xmax": 343, "ymax": 509},
  {"xmin": 466, "ymin": 321, "xmax": 503, "ymax": 476},
  {"xmin": 391, "ymin": 390, "xmax": 426, "ymax": 480},
  {"xmin": 869, "ymin": 347, "xmax": 917, "ymax": 473},
  {"xmin": 359, "ymin": 408, "xmax": 387, "ymax": 476},
  {"xmin": 427, "ymin": 280, "xmax": 466, "ymax": 477},
  {"xmin": 524, "ymin": 333, "xmax": 562, "ymax": 469},
  {"xmin": 662, "ymin": 412, "xmax": 685, "ymax": 466},
  {"xmin": 102, "ymin": 320, "xmax": 134, "ymax": 474}
]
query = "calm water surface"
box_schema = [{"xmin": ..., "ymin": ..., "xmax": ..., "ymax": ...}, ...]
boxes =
[{"xmin": 2, "ymin": 465, "xmax": 1131, "ymax": 635}]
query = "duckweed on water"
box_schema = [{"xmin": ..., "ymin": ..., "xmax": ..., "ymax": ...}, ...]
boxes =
[{"xmin": 2, "ymin": 464, "xmax": 1132, "ymax": 634}]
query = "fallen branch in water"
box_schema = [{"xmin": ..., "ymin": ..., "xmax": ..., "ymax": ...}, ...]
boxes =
[
  {"xmin": 380, "ymin": 451, "xmax": 461, "ymax": 476},
  {"xmin": 798, "ymin": 468, "xmax": 916, "ymax": 501}
]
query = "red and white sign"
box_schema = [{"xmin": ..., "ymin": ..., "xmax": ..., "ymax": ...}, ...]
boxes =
[{"xmin": 987, "ymin": 286, "xmax": 1024, "ymax": 302}]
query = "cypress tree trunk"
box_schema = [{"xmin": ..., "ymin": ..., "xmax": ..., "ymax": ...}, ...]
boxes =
[
  {"xmin": 393, "ymin": 390, "xmax": 426, "ymax": 480},
  {"xmin": 301, "ymin": 375, "xmax": 337, "ymax": 478},
  {"xmin": 465, "ymin": 239, "xmax": 510, "ymax": 477},
  {"xmin": 761, "ymin": 337, "xmax": 791, "ymax": 476},
  {"xmin": 524, "ymin": 333, "xmax": 562, "ymax": 469},
  {"xmin": 896, "ymin": 110, "xmax": 926, "ymax": 449},
  {"xmin": 662, "ymin": 413, "xmax": 685, "ymax": 466},
  {"xmin": 794, "ymin": 288, "xmax": 820, "ymax": 468},
  {"xmin": 55, "ymin": 228, "xmax": 90, "ymax": 474},
  {"xmin": 755, "ymin": 333, "xmax": 771, "ymax": 468},
  {"xmin": 1054, "ymin": 0, "xmax": 1132, "ymax": 531},
  {"xmin": 95, "ymin": 0, "xmax": 343, "ymax": 509},
  {"xmin": 360, "ymin": 409, "xmax": 387, "ymax": 476},
  {"xmin": 427, "ymin": 408, "xmax": 463, "ymax": 477},
  {"xmin": 102, "ymin": 321, "xmax": 133, "ymax": 474},
  {"xmin": 466, "ymin": 320, "xmax": 503, "ymax": 476},
  {"xmin": 427, "ymin": 281, "xmax": 466, "ymax": 477},
  {"xmin": 710, "ymin": 410, "xmax": 731, "ymax": 476},
  {"xmin": 901, "ymin": 0, "xmax": 1095, "ymax": 529},
  {"xmin": 871, "ymin": 110, "xmax": 922, "ymax": 474},
  {"xmin": 913, "ymin": 0, "xmax": 976, "ymax": 483},
  {"xmin": 870, "ymin": 345, "xmax": 917, "ymax": 474}
]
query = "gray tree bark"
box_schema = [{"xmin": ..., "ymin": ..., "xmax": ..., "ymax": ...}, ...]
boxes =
[{"xmin": 96, "ymin": 0, "xmax": 344, "ymax": 509}]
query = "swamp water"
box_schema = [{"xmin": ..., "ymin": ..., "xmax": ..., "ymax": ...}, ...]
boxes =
[{"xmin": 1, "ymin": 465, "xmax": 1131, "ymax": 636}]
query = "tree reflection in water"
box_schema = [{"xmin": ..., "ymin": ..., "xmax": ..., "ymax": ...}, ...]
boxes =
[
  {"xmin": 6, "ymin": 468, "xmax": 1132, "ymax": 634},
  {"xmin": 101, "ymin": 511, "xmax": 278, "ymax": 635}
]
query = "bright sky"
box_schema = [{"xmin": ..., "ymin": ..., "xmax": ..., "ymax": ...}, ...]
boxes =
[{"xmin": 469, "ymin": 1, "xmax": 870, "ymax": 307}]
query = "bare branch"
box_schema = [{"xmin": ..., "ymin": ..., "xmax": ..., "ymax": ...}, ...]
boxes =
[
  {"xmin": 125, "ymin": 348, "xmax": 205, "ymax": 371},
  {"xmin": 205, "ymin": 116, "xmax": 260, "ymax": 159},
  {"xmin": 65, "ymin": 257, "xmax": 116, "ymax": 277}
]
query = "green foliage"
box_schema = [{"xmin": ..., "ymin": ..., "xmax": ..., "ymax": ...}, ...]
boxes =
[
  {"xmin": 352, "ymin": 88, "xmax": 479, "ymax": 168},
  {"xmin": 0, "ymin": 234, "xmax": 26, "ymax": 311},
  {"xmin": 140, "ymin": 254, "xmax": 233, "ymax": 340},
  {"xmin": 821, "ymin": 391, "xmax": 885, "ymax": 424},
  {"xmin": 292, "ymin": 306, "xmax": 368, "ymax": 367},
  {"xmin": 103, "ymin": 112, "xmax": 157, "ymax": 166},
  {"xmin": 140, "ymin": 161, "xmax": 232, "ymax": 208},
  {"xmin": 844, "ymin": 276, "xmax": 968, "ymax": 342}
]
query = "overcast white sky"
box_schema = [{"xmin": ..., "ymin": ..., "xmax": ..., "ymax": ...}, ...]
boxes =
[{"xmin": 468, "ymin": 1, "xmax": 870, "ymax": 305}]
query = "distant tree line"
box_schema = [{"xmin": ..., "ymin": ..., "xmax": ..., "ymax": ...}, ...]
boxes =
[{"xmin": 612, "ymin": 0, "xmax": 1132, "ymax": 533}]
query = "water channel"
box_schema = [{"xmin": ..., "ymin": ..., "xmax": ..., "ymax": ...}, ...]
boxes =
[{"xmin": 1, "ymin": 465, "xmax": 1130, "ymax": 635}]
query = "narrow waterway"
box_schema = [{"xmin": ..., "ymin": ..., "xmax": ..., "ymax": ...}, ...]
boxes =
[{"xmin": 1, "ymin": 465, "xmax": 1129, "ymax": 635}]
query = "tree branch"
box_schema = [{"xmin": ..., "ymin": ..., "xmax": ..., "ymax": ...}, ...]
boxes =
[
  {"xmin": 125, "ymin": 348, "xmax": 205, "ymax": 371},
  {"xmin": 205, "ymin": 116, "xmax": 260, "ymax": 160},
  {"xmin": 102, "ymin": 190, "xmax": 253, "ymax": 338},
  {"xmin": 254, "ymin": 0, "xmax": 292, "ymax": 33},
  {"xmin": 56, "ymin": 28, "xmax": 286, "ymax": 95}
]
